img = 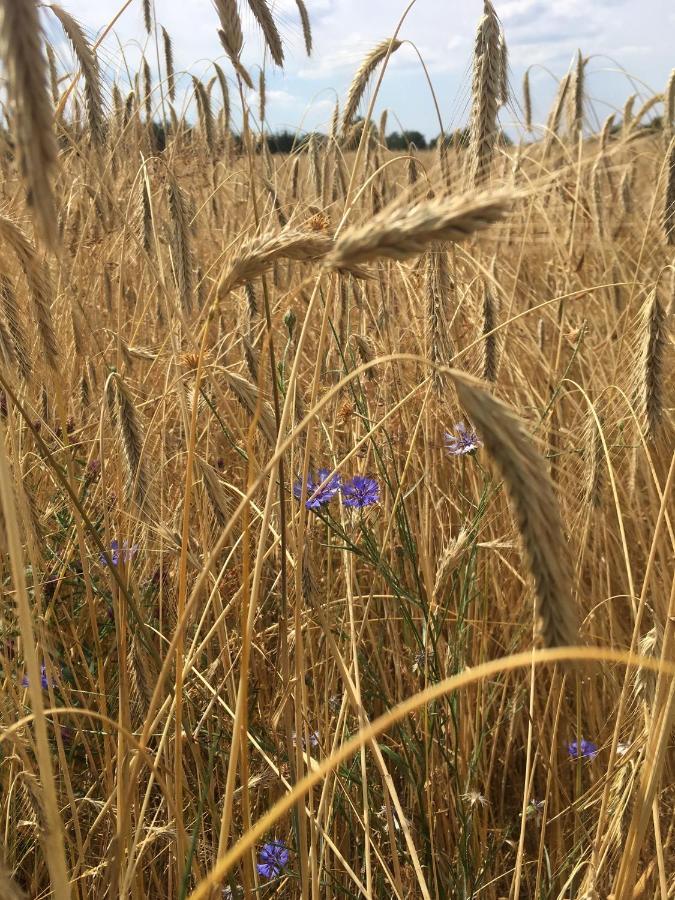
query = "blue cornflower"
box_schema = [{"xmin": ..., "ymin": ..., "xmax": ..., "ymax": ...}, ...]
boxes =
[
  {"xmin": 291, "ymin": 729, "xmax": 320, "ymax": 750},
  {"xmin": 341, "ymin": 475, "xmax": 380, "ymax": 508},
  {"xmin": 567, "ymin": 739, "xmax": 598, "ymax": 760},
  {"xmin": 444, "ymin": 422, "xmax": 481, "ymax": 456},
  {"xmin": 256, "ymin": 840, "xmax": 289, "ymax": 879},
  {"xmin": 100, "ymin": 539, "xmax": 138, "ymax": 567},
  {"xmin": 293, "ymin": 469, "xmax": 341, "ymax": 510},
  {"xmin": 22, "ymin": 664, "xmax": 51, "ymax": 690}
]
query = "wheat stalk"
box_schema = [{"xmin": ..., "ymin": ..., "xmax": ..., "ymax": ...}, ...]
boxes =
[
  {"xmin": 451, "ymin": 372, "xmax": 578, "ymax": 648},
  {"xmin": 341, "ymin": 39, "xmax": 402, "ymax": 133}
]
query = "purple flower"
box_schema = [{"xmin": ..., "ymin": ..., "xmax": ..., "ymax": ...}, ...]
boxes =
[
  {"xmin": 22, "ymin": 664, "xmax": 51, "ymax": 690},
  {"xmin": 100, "ymin": 539, "xmax": 138, "ymax": 567},
  {"xmin": 293, "ymin": 468, "xmax": 341, "ymax": 510},
  {"xmin": 341, "ymin": 475, "xmax": 380, "ymax": 508},
  {"xmin": 567, "ymin": 739, "xmax": 598, "ymax": 760},
  {"xmin": 444, "ymin": 422, "xmax": 481, "ymax": 456},
  {"xmin": 291, "ymin": 730, "xmax": 320, "ymax": 750},
  {"xmin": 256, "ymin": 840, "xmax": 289, "ymax": 879},
  {"xmin": 85, "ymin": 458, "xmax": 101, "ymax": 480}
]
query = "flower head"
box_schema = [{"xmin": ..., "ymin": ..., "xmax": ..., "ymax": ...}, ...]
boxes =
[
  {"xmin": 22, "ymin": 664, "xmax": 51, "ymax": 690},
  {"xmin": 100, "ymin": 539, "xmax": 138, "ymax": 567},
  {"xmin": 567, "ymin": 739, "xmax": 598, "ymax": 760},
  {"xmin": 291, "ymin": 730, "xmax": 320, "ymax": 750},
  {"xmin": 341, "ymin": 475, "xmax": 380, "ymax": 508},
  {"xmin": 444, "ymin": 422, "xmax": 481, "ymax": 456},
  {"xmin": 293, "ymin": 469, "xmax": 340, "ymax": 511},
  {"xmin": 461, "ymin": 790, "xmax": 488, "ymax": 809},
  {"xmin": 256, "ymin": 840, "xmax": 289, "ymax": 880}
]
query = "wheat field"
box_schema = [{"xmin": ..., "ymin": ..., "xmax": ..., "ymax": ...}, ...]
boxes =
[{"xmin": 0, "ymin": 1, "xmax": 673, "ymax": 898}]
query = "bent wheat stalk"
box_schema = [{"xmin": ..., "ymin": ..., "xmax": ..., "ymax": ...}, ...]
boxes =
[
  {"xmin": 342, "ymin": 38, "xmax": 402, "ymax": 133},
  {"xmin": 451, "ymin": 372, "xmax": 578, "ymax": 648},
  {"xmin": 326, "ymin": 190, "xmax": 511, "ymax": 270}
]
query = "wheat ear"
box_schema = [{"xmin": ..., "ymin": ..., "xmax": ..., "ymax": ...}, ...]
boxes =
[
  {"xmin": 213, "ymin": 63, "xmax": 231, "ymax": 131},
  {"xmin": 635, "ymin": 288, "xmax": 667, "ymax": 441},
  {"xmin": 568, "ymin": 49, "xmax": 585, "ymax": 140},
  {"xmin": 218, "ymin": 228, "xmax": 333, "ymax": 299},
  {"xmin": 468, "ymin": 1, "xmax": 502, "ymax": 186},
  {"xmin": 142, "ymin": 0, "xmax": 152, "ymax": 33},
  {"xmin": 0, "ymin": 275, "xmax": 32, "ymax": 382},
  {"xmin": 663, "ymin": 139, "xmax": 675, "ymax": 245},
  {"xmin": 162, "ymin": 26, "xmax": 176, "ymax": 102},
  {"xmin": 0, "ymin": 0, "xmax": 59, "ymax": 250},
  {"xmin": 522, "ymin": 68, "xmax": 532, "ymax": 132},
  {"xmin": 49, "ymin": 4, "xmax": 105, "ymax": 146},
  {"xmin": 341, "ymin": 39, "xmax": 402, "ymax": 133},
  {"xmin": 426, "ymin": 243, "xmax": 452, "ymax": 392},
  {"xmin": 327, "ymin": 190, "xmax": 510, "ymax": 270},
  {"xmin": 221, "ymin": 368, "xmax": 276, "ymax": 444},
  {"xmin": 452, "ymin": 372, "xmax": 578, "ymax": 648},
  {"xmin": 545, "ymin": 71, "xmax": 570, "ymax": 144},
  {"xmin": 167, "ymin": 175, "xmax": 194, "ymax": 315},
  {"xmin": 295, "ymin": 0, "xmax": 312, "ymax": 55},
  {"xmin": 193, "ymin": 76, "xmax": 215, "ymax": 155},
  {"xmin": 198, "ymin": 458, "xmax": 233, "ymax": 527},
  {"xmin": 217, "ymin": 28, "xmax": 253, "ymax": 89},
  {"xmin": 0, "ymin": 216, "xmax": 58, "ymax": 370},
  {"xmin": 247, "ymin": 0, "xmax": 284, "ymax": 66},
  {"xmin": 481, "ymin": 281, "xmax": 497, "ymax": 381},
  {"xmin": 666, "ymin": 69, "xmax": 675, "ymax": 135},
  {"xmin": 115, "ymin": 376, "xmax": 151, "ymax": 510}
]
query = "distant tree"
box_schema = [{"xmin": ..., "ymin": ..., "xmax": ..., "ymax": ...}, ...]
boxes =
[
  {"xmin": 265, "ymin": 129, "xmax": 299, "ymax": 153},
  {"xmin": 430, "ymin": 127, "xmax": 512, "ymax": 149},
  {"xmin": 386, "ymin": 129, "xmax": 427, "ymax": 150}
]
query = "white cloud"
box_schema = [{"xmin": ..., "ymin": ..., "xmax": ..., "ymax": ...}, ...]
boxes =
[{"xmin": 38, "ymin": 0, "xmax": 672, "ymax": 138}]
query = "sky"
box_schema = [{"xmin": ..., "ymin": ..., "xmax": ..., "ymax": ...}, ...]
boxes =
[{"xmin": 42, "ymin": 0, "xmax": 675, "ymax": 141}]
